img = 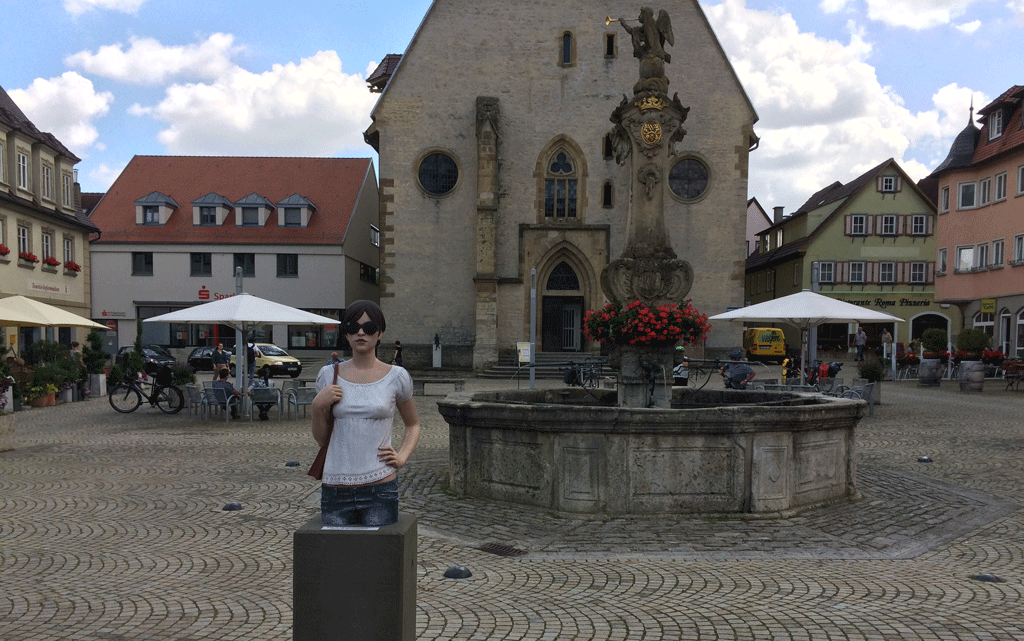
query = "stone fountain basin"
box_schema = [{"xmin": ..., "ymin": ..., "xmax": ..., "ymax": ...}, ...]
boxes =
[{"xmin": 438, "ymin": 388, "xmax": 864, "ymax": 516}]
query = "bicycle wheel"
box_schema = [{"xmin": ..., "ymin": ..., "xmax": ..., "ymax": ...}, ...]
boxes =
[
  {"xmin": 109, "ymin": 385, "xmax": 142, "ymax": 413},
  {"xmin": 155, "ymin": 386, "xmax": 185, "ymax": 414}
]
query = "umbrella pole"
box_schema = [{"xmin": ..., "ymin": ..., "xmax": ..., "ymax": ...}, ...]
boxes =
[{"xmin": 801, "ymin": 326, "xmax": 809, "ymax": 386}]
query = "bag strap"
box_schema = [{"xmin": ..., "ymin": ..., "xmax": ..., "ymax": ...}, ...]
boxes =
[{"xmin": 333, "ymin": 362, "xmax": 339, "ymax": 385}]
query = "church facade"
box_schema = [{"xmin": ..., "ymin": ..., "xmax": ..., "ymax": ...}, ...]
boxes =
[{"xmin": 365, "ymin": 0, "xmax": 758, "ymax": 369}]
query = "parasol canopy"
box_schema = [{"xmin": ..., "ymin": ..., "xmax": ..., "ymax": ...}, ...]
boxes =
[{"xmin": 709, "ymin": 290, "xmax": 903, "ymax": 384}]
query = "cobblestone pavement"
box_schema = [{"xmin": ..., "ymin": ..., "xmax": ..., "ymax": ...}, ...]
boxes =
[{"xmin": 2, "ymin": 375, "xmax": 1023, "ymax": 640}]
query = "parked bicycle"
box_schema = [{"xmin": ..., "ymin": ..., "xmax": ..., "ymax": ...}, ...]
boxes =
[
  {"xmin": 109, "ymin": 362, "xmax": 184, "ymax": 414},
  {"xmin": 563, "ymin": 359, "xmax": 604, "ymax": 388}
]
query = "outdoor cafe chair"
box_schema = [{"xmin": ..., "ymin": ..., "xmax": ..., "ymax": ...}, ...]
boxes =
[
  {"xmin": 286, "ymin": 387, "xmax": 318, "ymax": 420},
  {"xmin": 185, "ymin": 384, "xmax": 205, "ymax": 418},
  {"xmin": 203, "ymin": 386, "xmax": 239, "ymax": 422},
  {"xmin": 250, "ymin": 387, "xmax": 283, "ymax": 422}
]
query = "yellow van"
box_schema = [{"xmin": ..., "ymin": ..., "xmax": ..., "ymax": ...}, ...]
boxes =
[{"xmin": 742, "ymin": 327, "xmax": 786, "ymax": 363}]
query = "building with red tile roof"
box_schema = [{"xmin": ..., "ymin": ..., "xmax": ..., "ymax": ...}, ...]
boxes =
[
  {"xmin": 925, "ymin": 86, "xmax": 1024, "ymax": 358},
  {"xmin": 88, "ymin": 155, "xmax": 380, "ymax": 355}
]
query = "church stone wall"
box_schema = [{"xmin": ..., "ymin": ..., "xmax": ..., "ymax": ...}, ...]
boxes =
[{"xmin": 372, "ymin": 0, "xmax": 756, "ymax": 368}]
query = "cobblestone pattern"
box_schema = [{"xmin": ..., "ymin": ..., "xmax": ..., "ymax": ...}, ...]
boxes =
[{"xmin": 1, "ymin": 379, "xmax": 1022, "ymax": 640}]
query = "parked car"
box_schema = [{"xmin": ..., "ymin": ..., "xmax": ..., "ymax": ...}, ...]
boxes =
[
  {"xmin": 230, "ymin": 343, "xmax": 302, "ymax": 378},
  {"xmin": 115, "ymin": 345, "xmax": 177, "ymax": 369},
  {"xmin": 187, "ymin": 346, "xmax": 233, "ymax": 372}
]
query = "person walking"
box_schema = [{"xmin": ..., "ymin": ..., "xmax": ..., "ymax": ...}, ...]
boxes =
[
  {"xmin": 211, "ymin": 343, "xmax": 230, "ymax": 381},
  {"xmin": 855, "ymin": 326, "xmax": 867, "ymax": 362},
  {"xmin": 881, "ymin": 328, "xmax": 893, "ymax": 361}
]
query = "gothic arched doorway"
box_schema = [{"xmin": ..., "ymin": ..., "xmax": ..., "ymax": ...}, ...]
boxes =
[{"xmin": 542, "ymin": 261, "xmax": 584, "ymax": 351}]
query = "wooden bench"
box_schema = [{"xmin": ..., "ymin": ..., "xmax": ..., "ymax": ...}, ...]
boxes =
[
  {"xmin": 413, "ymin": 378, "xmax": 465, "ymax": 396},
  {"xmin": 1002, "ymin": 361, "xmax": 1024, "ymax": 391}
]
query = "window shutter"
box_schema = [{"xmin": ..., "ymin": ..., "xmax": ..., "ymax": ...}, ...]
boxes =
[
  {"xmin": 899, "ymin": 216, "xmax": 907, "ymax": 235},
  {"xmin": 866, "ymin": 216, "xmax": 875, "ymax": 235},
  {"xmin": 926, "ymin": 215, "xmax": 934, "ymax": 235},
  {"xmin": 896, "ymin": 176, "xmax": 902, "ymax": 192},
  {"xmin": 927, "ymin": 262, "xmax": 935, "ymax": 284},
  {"xmin": 876, "ymin": 176, "xmax": 883, "ymax": 192},
  {"xmin": 839, "ymin": 262, "xmax": 848, "ymax": 283},
  {"xmin": 844, "ymin": 215, "xmax": 852, "ymax": 235}
]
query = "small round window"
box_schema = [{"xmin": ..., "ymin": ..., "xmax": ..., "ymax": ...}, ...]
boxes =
[
  {"xmin": 668, "ymin": 158, "xmax": 709, "ymax": 201},
  {"xmin": 418, "ymin": 152, "xmax": 459, "ymax": 196}
]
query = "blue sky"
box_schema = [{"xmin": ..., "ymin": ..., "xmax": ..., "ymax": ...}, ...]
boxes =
[{"xmin": 3, "ymin": 0, "xmax": 1022, "ymax": 211}]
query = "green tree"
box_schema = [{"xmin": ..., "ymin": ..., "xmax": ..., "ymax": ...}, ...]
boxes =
[{"xmin": 82, "ymin": 330, "xmax": 109, "ymax": 375}]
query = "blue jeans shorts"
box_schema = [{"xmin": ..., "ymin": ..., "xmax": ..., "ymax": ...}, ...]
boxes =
[{"xmin": 320, "ymin": 478, "xmax": 399, "ymax": 527}]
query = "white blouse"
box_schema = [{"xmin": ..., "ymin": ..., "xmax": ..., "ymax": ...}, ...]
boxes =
[{"xmin": 315, "ymin": 363, "xmax": 413, "ymax": 486}]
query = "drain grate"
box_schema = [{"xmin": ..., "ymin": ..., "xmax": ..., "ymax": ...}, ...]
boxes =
[{"xmin": 477, "ymin": 542, "xmax": 527, "ymax": 557}]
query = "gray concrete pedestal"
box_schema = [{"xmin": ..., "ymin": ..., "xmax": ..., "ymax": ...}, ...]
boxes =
[{"xmin": 293, "ymin": 513, "xmax": 417, "ymax": 641}]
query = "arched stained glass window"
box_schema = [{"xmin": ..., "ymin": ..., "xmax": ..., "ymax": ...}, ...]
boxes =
[
  {"xmin": 545, "ymin": 152, "xmax": 577, "ymax": 218},
  {"xmin": 547, "ymin": 261, "xmax": 580, "ymax": 291}
]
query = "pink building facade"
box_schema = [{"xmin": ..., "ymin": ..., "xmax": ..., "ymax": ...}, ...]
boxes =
[{"xmin": 930, "ymin": 86, "xmax": 1024, "ymax": 358}]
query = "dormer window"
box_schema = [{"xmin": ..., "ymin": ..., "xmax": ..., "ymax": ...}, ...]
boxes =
[
  {"xmin": 880, "ymin": 176, "xmax": 897, "ymax": 193},
  {"xmin": 192, "ymin": 193, "xmax": 233, "ymax": 226},
  {"xmin": 988, "ymin": 109, "xmax": 1003, "ymax": 140},
  {"xmin": 276, "ymin": 194, "xmax": 316, "ymax": 228},
  {"xmin": 135, "ymin": 191, "xmax": 178, "ymax": 226},
  {"xmin": 233, "ymin": 193, "xmax": 275, "ymax": 227}
]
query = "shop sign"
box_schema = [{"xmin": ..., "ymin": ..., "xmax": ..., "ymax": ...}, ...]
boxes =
[
  {"xmin": 981, "ymin": 299, "xmax": 996, "ymax": 314},
  {"xmin": 839, "ymin": 297, "xmax": 931, "ymax": 309},
  {"xmin": 198, "ymin": 286, "xmax": 237, "ymax": 301},
  {"xmin": 100, "ymin": 310, "xmax": 127, "ymax": 317}
]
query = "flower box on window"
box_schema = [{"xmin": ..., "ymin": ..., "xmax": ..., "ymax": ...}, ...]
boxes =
[
  {"xmin": 64, "ymin": 260, "xmax": 82, "ymax": 274},
  {"xmin": 0, "ymin": 244, "xmax": 10, "ymax": 262},
  {"xmin": 18, "ymin": 251, "xmax": 39, "ymax": 266},
  {"xmin": 42, "ymin": 256, "xmax": 61, "ymax": 267}
]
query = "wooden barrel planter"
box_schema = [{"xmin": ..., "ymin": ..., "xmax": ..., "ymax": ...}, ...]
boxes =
[
  {"xmin": 958, "ymin": 360, "xmax": 985, "ymax": 392},
  {"xmin": 918, "ymin": 358, "xmax": 943, "ymax": 387}
]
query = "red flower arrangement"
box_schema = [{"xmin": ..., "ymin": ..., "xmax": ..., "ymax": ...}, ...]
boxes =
[
  {"xmin": 42, "ymin": 256, "xmax": 61, "ymax": 267},
  {"xmin": 19, "ymin": 251, "xmax": 39, "ymax": 263},
  {"xmin": 981, "ymin": 348, "xmax": 1006, "ymax": 366},
  {"xmin": 64, "ymin": 260, "xmax": 82, "ymax": 272},
  {"xmin": 896, "ymin": 350, "xmax": 920, "ymax": 367},
  {"xmin": 0, "ymin": 243, "xmax": 10, "ymax": 256},
  {"xmin": 582, "ymin": 299, "xmax": 711, "ymax": 346}
]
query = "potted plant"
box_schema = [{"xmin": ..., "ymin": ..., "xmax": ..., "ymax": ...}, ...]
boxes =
[
  {"xmin": 855, "ymin": 357, "xmax": 884, "ymax": 404},
  {"xmin": 0, "ymin": 243, "xmax": 10, "ymax": 261},
  {"xmin": 27, "ymin": 383, "xmax": 58, "ymax": 407},
  {"xmin": 42, "ymin": 256, "xmax": 61, "ymax": 268},
  {"xmin": 64, "ymin": 259, "xmax": 82, "ymax": 274},
  {"xmin": 82, "ymin": 330, "xmax": 109, "ymax": 397},
  {"xmin": 0, "ymin": 370, "xmax": 14, "ymax": 451},
  {"xmin": 956, "ymin": 328, "xmax": 991, "ymax": 392},
  {"xmin": 918, "ymin": 329, "xmax": 947, "ymax": 387}
]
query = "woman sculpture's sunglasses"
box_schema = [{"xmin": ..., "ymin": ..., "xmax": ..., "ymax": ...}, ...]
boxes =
[{"xmin": 344, "ymin": 320, "xmax": 379, "ymax": 335}]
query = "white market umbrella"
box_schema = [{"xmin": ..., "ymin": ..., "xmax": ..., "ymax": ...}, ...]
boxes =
[
  {"xmin": 709, "ymin": 290, "xmax": 903, "ymax": 384},
  {"xmin": 0, "ymin": 294, "xmax": 108, "ymax": 329},
  {"xmin": 144, "ymin": 293, "xmax": 338, "ymax": 405}
]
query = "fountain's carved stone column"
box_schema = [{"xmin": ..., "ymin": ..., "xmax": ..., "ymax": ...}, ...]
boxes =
[{"xmin": 602, "ymin": 7, "xmax": 694, "ymax": 408}]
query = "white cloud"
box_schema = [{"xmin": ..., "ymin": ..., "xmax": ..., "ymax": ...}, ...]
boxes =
[
  {"xmin": 129, "ymin": 50, "xmax": 379, "ymax": 156},
  {"xmin": 955, "ymin": 19, "xmax": 982, "ymax": 32},
  {"xmin": 862, "ymin": 0, "xmax": 975, "ymax": 30},
  {"xmin": 86, "ymin": 162, "xmax": 127, "ymax": 190},
  {"xmin": 64, "ymin": 0, "xmax": 145, "ymax": 16},
  {"xmin": 8, "ymin": 72, "xmax": 114, "ymax": 154},
  {"xmin": 66, "ymin": 33, "xmax": 241, "ymax": 85},
  {"xmin": 819, "ymin": 0, "xmax": 852, "ymax": 11},
  {"xmin": 702, "ymin": 0, "xmax": 968, "ymax": 209}
]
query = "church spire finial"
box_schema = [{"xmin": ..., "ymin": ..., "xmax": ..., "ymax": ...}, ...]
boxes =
[{"xmin": 969, "ymin": 94, "xmax": 974, "ymax": 126}]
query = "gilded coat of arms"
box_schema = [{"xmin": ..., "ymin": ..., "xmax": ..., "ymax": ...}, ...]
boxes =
[{"xmin": 640, "ymin": 121, "xmax": 662, "ymax": 145}]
